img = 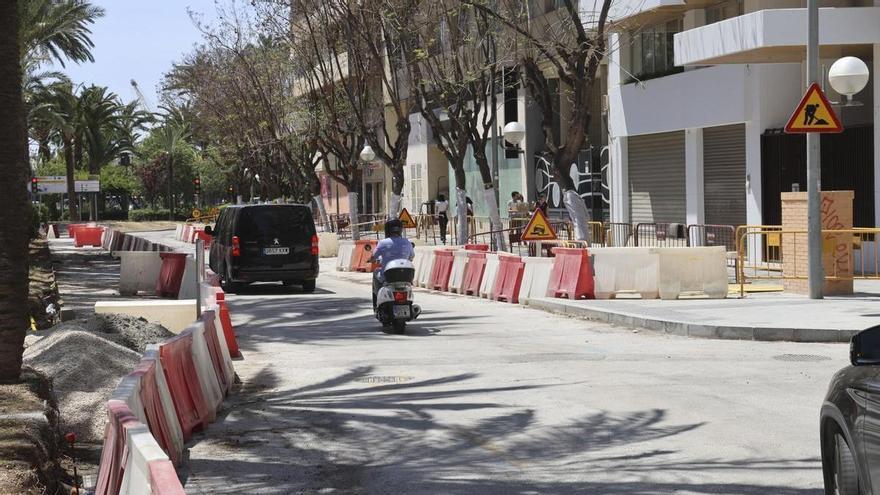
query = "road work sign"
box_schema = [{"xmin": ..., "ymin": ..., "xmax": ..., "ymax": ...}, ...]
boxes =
[
  {"xmin": 399, "ymin": 208, "xmax": 416, "ymax": 228},
  {"xmin": 784, "ymin": 83, "xmax": 843, "ymax": 134},
  {"xmin": 520, "ymin": 209, "xmax": 557, "ymax": 242}
]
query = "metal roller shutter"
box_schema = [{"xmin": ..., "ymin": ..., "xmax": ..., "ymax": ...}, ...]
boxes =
[
  {"xmin": 629, "ymin": 131, "xmax": 686, "ymax": 223},
  {"xmin": 703, "ymin": 124, "xmax": 746, "ymax": 226}
]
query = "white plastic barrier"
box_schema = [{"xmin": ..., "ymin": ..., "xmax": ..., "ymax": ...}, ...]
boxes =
[
  {"xmin": 119, "ymin": 424, "xmax": 170, "ymax": 495},
  {"xmin": 116, "ymin": 251, "xmax": 163, "ymax": 296},
  {"xmin": 142, "ymin": 347, "xmax": 185, "ymax": 464},
  {"xmin": 174, "ymin": 225, "xmax": 183, "ymax": 241},
  {"xmin": 656, "ymin": 246, "xmax": 728, "ymax": 300},
  {"xmin": 518, "ymin": 257, "xmax": 554, "ymax": 305},
  {"xmin": 591, "ymin": 247, "xmax": 660, "ymax": 300},
  {"xmin": 110, "ymin": 375, "xmax": 149, "ymax": 426},
  {"xmin": 479, "ymin": 253, "xmax": 500, "ymax": 299},
  {"xmin": 447, "ymin": 250, "xmax": 469, "ymax": 294},
  {"xmin": 412, "ymin": 247, "xmax": 431, "ymax": 284},
  {"xmin": 206, "ymin": 308, "xmax": 235, "ymax": 394},
  {"xmin": 418, "ymin": 248, "xmax": 441, "ymax": 288},
  {"xmin": 337, "ymin": 241, "xmax": 355, "ymax": 271},
  {"xmin": 187, "ymin": 323, "xmax": 223, "ymax": 419},
  {"xmin": 177, "ymin": 255, "xmax": 200, "ymax": 300},
  {"xmin": 318, "ymin": 232, "xmax": 339, "ymax": 257}
]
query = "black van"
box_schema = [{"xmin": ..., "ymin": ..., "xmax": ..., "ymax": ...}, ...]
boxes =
[{"xmin": 206, "ymin": 204, "xmax": 319, "ymax": 292}]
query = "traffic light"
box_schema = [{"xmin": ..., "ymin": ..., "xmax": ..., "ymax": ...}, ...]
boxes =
[
  {"xmin": 30, "ymin": 177, "xmax": 38, "ymax": 194},
  {"xmin": 193, "ymin": 177, "xmax": 201, "ymax": 196}
]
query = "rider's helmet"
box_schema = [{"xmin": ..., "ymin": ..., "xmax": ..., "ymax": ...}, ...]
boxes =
[{"xmin": 384, "ymin": 219, "xmax": 403, "ymax": 238}]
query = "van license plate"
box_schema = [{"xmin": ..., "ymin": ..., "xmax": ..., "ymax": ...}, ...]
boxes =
[
  {"xmin": 263, "ymin": 247, "xmax": 289, "ymax": 255},
  {"xmin": 392, "ymin": 306, "xmax": 410, "ymax": 318}
]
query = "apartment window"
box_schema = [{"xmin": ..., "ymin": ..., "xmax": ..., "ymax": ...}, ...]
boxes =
[
  {"xmin": 628, "ymin": 19, "xmax": 683, "ymax": 83},
  {"xmin": 706, "ymin": 0, "xmax": 744, "ymax": 25}
]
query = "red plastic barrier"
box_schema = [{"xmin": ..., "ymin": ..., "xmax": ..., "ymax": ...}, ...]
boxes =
[
  {"xmin": 464, "ymin": 244, "xmax": 489, "ymax": 251},
  {"xmin": 462, "ymin": 252, "xmax": 487, "ymax": 296},
  {"xmin": 493, "ymin": 255, "xmax": 525, "ymax": 303},
  {"xmin": 131, "ymin": 359, "xmax": 181, "ymax": 465},
  {"xmin": 188, "ymin": 227, "xmax": 200, "ymax": 243},
  {"xmin": 66, "ymin": 223, "xmax": 83, "ymax": 239},
  {"xmin": 351, "ymin": 240, "xmax": 378, "ymax": 272},
  {"xmin": 148, "ymin": 459, "xmax": 186, "ymax": 494},
  {"xmin": 216, "ymin": 291, "xmax": 242, "ymax": 359},
  {"xmin": 202, "ymin": 310, "xmax": 229, "ymax": 394},
  {"xmin": 430, "ymin": 249, "xmax": 455, "ymax": 291},
  {"xmin": 156, "ymin": 252, "xmax": 187, "ymax": 298},
  {"xmin": 74, "ymin": 226, "xmax": 104, "ymax": 247},
  {"xmin": 195, "ymin": 230, "xmax": 212, "ymax": 248},
  {"xmin": 159, "ymin": 334, "xmax": 210, "ymax": 440},
  {"xmin": 95, "ymin": 400, "xmax": 141, "ymax": 495},
  {"xmin": 547, "ymin": 247, "xmax": 595, "ymax": 300}
]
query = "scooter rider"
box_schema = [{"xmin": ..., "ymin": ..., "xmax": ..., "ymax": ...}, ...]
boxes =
[{"xmin": 370, "ymin": 219, "xmax": 415, "ymax": 310}]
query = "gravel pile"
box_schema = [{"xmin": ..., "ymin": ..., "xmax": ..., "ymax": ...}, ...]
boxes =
[
  {"xmin": 23, "ymin": 331, "xmax": 140, "ymax": 443},
  {"xmin": 20, "ymin": 314, "xmax": 175, "ymax": 443},
  {"xmin": 30, "ymin": 313, "xmax": 174, "ymax": 354}
]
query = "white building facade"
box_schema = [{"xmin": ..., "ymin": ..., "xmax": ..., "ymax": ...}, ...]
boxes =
[{"xmin": 607, "ymin": 0, "xmax": 880, "ymax": 229}]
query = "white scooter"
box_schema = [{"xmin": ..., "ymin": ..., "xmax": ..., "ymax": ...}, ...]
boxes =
[{"xmin": 365, "ymin": 245, "xmax": 421, "ymax": 334}]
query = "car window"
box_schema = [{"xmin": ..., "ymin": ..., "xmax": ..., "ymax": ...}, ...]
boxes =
[{"xmin": 236, "ymin": 206, "xmax": 315, "ymax": 243}]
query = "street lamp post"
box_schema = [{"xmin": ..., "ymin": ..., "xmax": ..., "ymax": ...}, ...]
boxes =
[{"xmin": 806, "ymin": 0, "xmax": 822, "ymax": 299}]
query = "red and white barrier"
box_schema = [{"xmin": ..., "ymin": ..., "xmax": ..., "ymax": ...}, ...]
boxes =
[
  {"xmin": 447, "ymin": 250, "xmax": 470, "ymax": 294},
  {"xmin": 119, "ymin": 424, "xmax": 173, "ymax": 494},
  {"xmin": 479, "ymin": 253, "xmax": 501, "ymax": 299}
]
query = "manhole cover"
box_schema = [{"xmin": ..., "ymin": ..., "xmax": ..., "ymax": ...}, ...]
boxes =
[{"xmin": 773, "ymin": 354, "xmax": 832, "ymax": 362}]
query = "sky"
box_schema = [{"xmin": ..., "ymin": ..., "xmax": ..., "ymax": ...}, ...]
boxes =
[{"xmin": 62, "ymin": 0, "xmax": 221, "ymax": 108}]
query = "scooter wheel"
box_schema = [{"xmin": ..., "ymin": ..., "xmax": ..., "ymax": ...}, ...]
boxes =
[{"xmin": 391, "ymin": 321, "xmax": 406, "ymax": 334}]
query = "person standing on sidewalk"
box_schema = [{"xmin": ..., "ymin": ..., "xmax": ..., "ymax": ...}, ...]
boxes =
[{"xmin": 435, "ymin": 194, "xmax": 449, "ymax": 245}]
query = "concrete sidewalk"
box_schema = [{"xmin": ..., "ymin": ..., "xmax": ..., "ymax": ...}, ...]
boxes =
[{"xmin": 322, "ymin": 258, "xmax": 879, "ymax": 343}]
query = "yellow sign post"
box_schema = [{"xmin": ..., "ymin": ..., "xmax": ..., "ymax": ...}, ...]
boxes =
[
  {"xmin": 520, "ymin": 209, "xmax": 557, "ymax": 242},
  {"xmin": 399, "ymin": 208, "xmax": 417, "ymax": 229},
  {"xmin": 784, "ymin": 83, "xmax": 843, "ymax": 134}
]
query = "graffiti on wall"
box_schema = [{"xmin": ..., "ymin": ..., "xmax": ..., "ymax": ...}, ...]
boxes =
[{"xmin": 534, "ymin": 148, "xmax": 610, "ymax": 218}]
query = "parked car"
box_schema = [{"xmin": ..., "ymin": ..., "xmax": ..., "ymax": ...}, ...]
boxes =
[
  {"xmin": 821, "ymin": 325, "xmax": 880, "ymax": 494},
  {"xmin": 206, "ymin": 204, "xmax": 319, "ymax": 292}
]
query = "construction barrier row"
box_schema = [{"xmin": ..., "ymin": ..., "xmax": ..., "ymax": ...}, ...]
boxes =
[
  {"xmin": 350, "ymin": 243, "xmax": 729, "ymax": 303},
  {"xmin": 89, "ymin": 229, "xmax": 244, "ymax": 493}
]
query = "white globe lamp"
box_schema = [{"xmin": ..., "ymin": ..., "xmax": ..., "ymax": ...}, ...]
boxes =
[
  {"xmin": 502, "ymin": 121, "xmax": 526, "ymax": 147},
  {"xmin": 359, "ymin": 144, "xmax": 376, "ymax": 163},
  {"xmin": 828, "ymin": 56, "xmax": 870, "ymax": 105}
]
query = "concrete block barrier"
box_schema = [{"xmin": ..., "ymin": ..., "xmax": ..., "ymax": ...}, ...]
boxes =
[
  {"xmin": 318, "ymin": 232, "xmax": 339, "ymax": 257},
  {"xmin": 518, "ymin": 257, "xmax": 554, "ymax": 305},
  {"xmin": 591, "ymin": 247, "xmax": 660, "ymax": 300},
  {"xmin": 119, "ymin": 424, "xmax": 173, "ymax": 495},
  {"xmin": 116, "ymin": 251, "xmax": 163, "ymax": 296},
  {"xmin": 95, "ymin": 400, "xmax": 141, "ymax": 495},
  {"xmin": 447, "ymin": 250, "xmax": 470, "ymax": 294},
  {"xmin": 657, "ymin": 246, "xmax": 728, "ymax": 300},
  {"xmin": 337, "ymin": 241, "xmax": 355, "ymax": 271},
  {"xmin": 479, "ymin": 253, "xmax": 501, "ymax": 299},
  {"xmin": 95, "ymin": 300, "xmax": 197, "ymax": 334}
]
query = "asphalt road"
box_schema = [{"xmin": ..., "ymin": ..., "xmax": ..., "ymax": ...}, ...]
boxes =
[{"xmin": 181, "ymin": 266, "xmax": 845, "ymax": 494}]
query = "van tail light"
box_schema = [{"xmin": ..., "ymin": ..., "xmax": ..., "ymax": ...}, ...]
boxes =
[
  {"xmin": 310, "ymin": 234, "xmax": 319, "ymax": 255},
  {"xmin": 393, "ymin": 291, "xmax": 407, "ymax": 303},
  {"xmin": 232, "ymin": 236, "xmax": 241, "ymax": 257}
]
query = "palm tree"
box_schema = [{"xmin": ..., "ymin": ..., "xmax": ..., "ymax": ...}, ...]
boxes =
[
  {"xmin": 19, "ymin": 0, "xmax": 105, "ymax": 68},
  {"xmin": 157, "ymin": 109, "xmax": 191, "ymax": 219},
  {"xmin": 0, "ymin": 0, "xmax": 32, "ymax": 382}
]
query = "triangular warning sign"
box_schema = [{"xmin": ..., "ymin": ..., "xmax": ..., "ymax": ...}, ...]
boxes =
[
  {"xmin": 784, "ymin": 83, "xmax": 843, "ymax": 134},
  {"xmin": 520, "ymin": 209, "xmax": 557, "ymax": 242},
  {"xmin": 398, "ymin": 208, "xmax": 416, "ymax": 229}
]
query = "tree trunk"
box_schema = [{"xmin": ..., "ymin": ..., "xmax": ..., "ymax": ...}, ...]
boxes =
[
  {"xmin": 64, "ymin": 137, "xmax": 79, "ymax": 221},
  {"xmin": 389, "ymin": 193, "xmax": 402, "ymax": 219},
  {"xmin": 312, "ymin": 195, "xmax": 330, "ymax": 231},
  {"xmin": 347, "ymin": 192, "xmax": 360, "ymax": 241},
  {"xmin": 167, "ymin": 155, "xmax": 175, "ymax": 220},
  {"xmin": 455, "ymin": 187, "xmax": 468, "ymax": 246},
  {"xmin": 482, "ymin": 186, "xmax": 507, "ymax": 251},
  {"xmin": 0, "ymin": 0, "xmax": 31, "ymax": 382},
  {"xmin": 563, "ymin": 189, "xmax": 591, "ymax": 242}
]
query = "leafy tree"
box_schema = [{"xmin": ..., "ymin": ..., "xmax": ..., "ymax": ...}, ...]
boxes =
[{"xmin": 18, "ymin": 0, "xmax": 105, "ymax": 68}]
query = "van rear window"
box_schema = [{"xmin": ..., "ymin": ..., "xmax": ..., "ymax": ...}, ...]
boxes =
[{"xmin": 237, "ymin": 207, "xmax": 315, "ymax": 242}]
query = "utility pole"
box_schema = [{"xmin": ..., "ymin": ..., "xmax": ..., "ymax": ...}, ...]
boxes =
[{"xmin": 806, "ymin": 0, "xmax": 823, "ymax": 299}]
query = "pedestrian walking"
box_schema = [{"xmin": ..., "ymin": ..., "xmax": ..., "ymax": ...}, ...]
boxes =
[{"xmin": 435, "ymin": 193, "xmax": 449, "ymax": 244}]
